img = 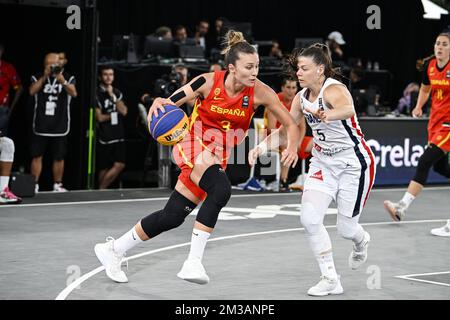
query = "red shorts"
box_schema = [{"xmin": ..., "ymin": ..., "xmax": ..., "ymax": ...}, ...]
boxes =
[
  {"xmin": 429, "ymin": 130, "xmax": 450, "ymax": 152},
  {"xmin": 173, "ymin": 135, "xmax": 229, "ymax": 201},
  {"xmin": 298, "ymin": 136, "xmax": 313, "ymax": 159}
]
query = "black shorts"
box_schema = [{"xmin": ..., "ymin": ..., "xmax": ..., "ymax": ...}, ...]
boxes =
[
  {"xmin": 96, "ymin": 141, "xmax": 126, "ymax": 170},
  {"xmin": 30, "ymin": 134, "xmax": 67, "ymax": 160}
]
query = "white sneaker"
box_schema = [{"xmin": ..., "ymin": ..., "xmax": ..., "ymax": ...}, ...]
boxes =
[
  {"xmin": 177, "ymin": 258, "xmax": 210, "ymax": 284},
  {"xmin": 53, "ymin": 183, "xmax": 68, "ymax": 192},
  {"xmin": 35, "ymin": 184, "xmax": 39, "ymax": 194},
  {"xmin": 431, "ymin": 220, "xmax": 450, "ymax": 237},
  {"xmin": 307, "ymin": 275, "xmax": 344, "ymax": 296},
  {"xmin": 349, "ymin": 231, "xmax": 371, "ymax": 270},
  {"xmin": 383, "ymin": 200, "xmax": 407, "ymax": 221},
  {"xmin": 94, "ymin": 237, "xmax": 128, "ymax": 283}
]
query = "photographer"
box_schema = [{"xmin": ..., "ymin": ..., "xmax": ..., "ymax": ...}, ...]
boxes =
[
  {"xmin": 96, "ymin": 66, "xmax": 128, "ymax": 189},
  {"xmin": 29, "ymin": 52, "xmax": 77, "ymax": 192},
  {"xmin": 141, "ymin": 63, "xmax": 193, "ymax": 116}
]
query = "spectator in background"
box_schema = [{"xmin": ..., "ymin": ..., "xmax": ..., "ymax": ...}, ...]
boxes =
[
  {"xmin": 396, "ymin": 82, "xmax": 420, "ymax": 115},
  {"xmin": 154, "ymin": 26, "xmax": 172, "ymax": 39},
  {"xmin": 194, "ymin": 20, "xmax": 209, "ymax": 49},
  {"xmin": 29, "ymin": 52, "xmax": 77, "ymax": 193},
  {"xmin": 269, "ymin": 40, "xmax": 283, "ymax": 59},
  {"xmin": 326, "ymin": 31, "xmax": 346, "ymax": 65},
  {"xmin": 0, "ymin": 42, "xmax": 23, "ymax": 135},
  {"xmin": 96, "ymin": 66, "xmax": 128, "ymax": 189},
  {"xmin": 209, "ymin": 62, "xmax": 222, "ymax": 72},
  {"xmin": 58, "ymin": 52, "xmax": 68, "ymax": 68},
  {"xmin": 173, "ymin": 25, "xmax": 188, "ymax": 45},
  {"xmin": 207, "ymin": 16, "xmax": 228, "ymax": 55},
  {"xmin": 264, "ymin": 76, "xmax": 313, "ymax": 190}
]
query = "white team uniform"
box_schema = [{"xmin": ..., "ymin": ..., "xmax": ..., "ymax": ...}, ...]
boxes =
[{"xmin": 300, "ymin": 78, "xmax": 376, "ymax": 217}]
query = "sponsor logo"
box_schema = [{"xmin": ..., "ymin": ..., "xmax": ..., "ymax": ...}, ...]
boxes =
[
  {"xmin": 310, "ymin": 170, "xmax": 323, "ymax": 181},
  {"xmin": 164, "ymin": 122, "xmax": 188, "ymax": 142},
  {"xmin": 366, "ymin": 138, "xmax": 425, "ymax": 168},
  {"xmin": 242, "ymin": 95, "xmax": 249, "ymax": 108}
]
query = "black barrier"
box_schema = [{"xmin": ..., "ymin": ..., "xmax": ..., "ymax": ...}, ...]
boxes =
[
  {"xmin": 226, "ymin": 117, "xmax": 448, "ymax": 187},
  {"xmin": 359, "ymin": 117, "xmax": 448, "ymax": 186}
]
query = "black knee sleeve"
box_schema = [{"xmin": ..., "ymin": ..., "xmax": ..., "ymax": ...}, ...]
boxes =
[
  {"xmin": 433, "ymin": 153, "xmax": 450, "ymax": 178},
  {"xmin": 140, "ymin": 190, "xmax": 197, "ymax": 238},
  {"xmin": 413, "ymin": 144, "xmax": 446, "ymax": 185},
  {"xmin": 196, "ymin": 164, "xmax": 231, "ymax": 228}
]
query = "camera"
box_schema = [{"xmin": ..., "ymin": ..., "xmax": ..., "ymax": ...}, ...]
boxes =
[
  {"xmin": 153, "ymin": 70, "xmax": 183, "ymax": 98},
  {"xmin": 50, "ymin": 64, "xmax": 63, "ymax": 75}
]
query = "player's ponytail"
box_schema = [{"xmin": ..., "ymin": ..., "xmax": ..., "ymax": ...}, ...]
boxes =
[
  {"xmin": 221, "ymin": 30, "xmax": 257, "ymax": 67},
  {"xmin": 286, "ymin": 43, "xmax": 342, "ymax": 80}
]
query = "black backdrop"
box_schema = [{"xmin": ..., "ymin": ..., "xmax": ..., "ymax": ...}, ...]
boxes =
[
  {"xmin": 0, "ymin": 0, "xmax": 448, "ymax": 190},
  {"xmin": 96, "ymin": 0, "xmax": 446, "ymax": 96}
]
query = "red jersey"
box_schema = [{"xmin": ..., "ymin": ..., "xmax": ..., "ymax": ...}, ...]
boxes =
[
  {"xmin": 189, "ymin": 70, "xmax": 255, "ymax": 149},
  {"xmin": 425, "ymin": 58, "xmax": 450, "ymax": 133},
  {"xmin": 0, "ymin": 60, "xmax": 21, "ymax": 105},
  {"xmin": 263, "ymin": 92, "xmax": 292, "ymax": 129}
]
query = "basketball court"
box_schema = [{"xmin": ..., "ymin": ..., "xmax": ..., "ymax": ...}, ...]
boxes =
[{"xmin": 1, "ymin": 186, "xmax": 448, "ymax": 300}]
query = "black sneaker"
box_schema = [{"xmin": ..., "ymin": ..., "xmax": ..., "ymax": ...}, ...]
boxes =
[{"xmin": 280, "ymin": 179, "xmax": 289, "ymax": 191}]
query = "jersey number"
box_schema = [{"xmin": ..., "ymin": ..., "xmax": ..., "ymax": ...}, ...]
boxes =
[
  {"xmin": 221, "ymin": 120, "xmax": 231, "ymax": 131},
  {"xmin": 316, "ymin": 129, "xmax": 326, "ymax": 141}
]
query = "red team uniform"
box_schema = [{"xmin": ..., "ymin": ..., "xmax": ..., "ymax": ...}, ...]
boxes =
[
  {"xmin": 173, "ymin": 71, "xmax": 255, "ymax": 200},
  {"xmin": 0, "ymin": 60, "xmax": 21, "ymax": 106},
  {"xmin": 424, "ymin": 58, "xmax": 450, "ymax": 151},
  {"xmin": 264, "ymin": 91, "xmax": 312, "ymax": 159}
]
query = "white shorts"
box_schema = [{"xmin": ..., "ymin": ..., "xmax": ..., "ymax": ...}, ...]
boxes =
[{"xmin": 304, "ymin": 142, "xmax": 376, "ymax": 218}]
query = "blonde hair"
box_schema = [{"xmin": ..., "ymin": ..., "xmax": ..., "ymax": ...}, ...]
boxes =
[
  {"xmin": 221, "ymin": 30, "xmax": 246, "ymax": 55},
  {"xmin": 220, "ymin": 30, "xmax": 256, "ymax": 67}
]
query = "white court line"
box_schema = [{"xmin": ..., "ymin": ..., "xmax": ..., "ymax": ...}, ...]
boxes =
[
  {"xmin": 55, "ymin": 218, "xmax": 447, "ymax": 300},
  {"xmin": 395, "ymin": 271, "xmax": 450, "ymax": 288},
  {"xmin": 4, "ymin": 185, "xmax": 450, "ymax": 209}
]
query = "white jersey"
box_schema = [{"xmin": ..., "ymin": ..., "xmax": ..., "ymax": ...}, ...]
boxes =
[{"xmin": 300, "ymin": 78, "xmax": 365, "ymax": 154}]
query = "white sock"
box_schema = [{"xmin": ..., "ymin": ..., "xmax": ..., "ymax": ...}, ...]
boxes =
[
  {"xmin": 316, "ymin": 251, "xmax": 338, "ymax": 280},
  {"xmin": 352, "ymin": 224, "xmax": 365, "ymax": 247},
  {"xmin": 113, "ymin": 227, "xmax": 143, "ymax": 255},
  {"xmin": 188, "ymin": 228, "xmax": 210, "ymax": 261},
  {"xmin": 401, "ymin": 192, "xmax": 415, "ymax": 208},
  {"xmin": 0, "ymin": 176, "xmax": 9, "ymax": 190}
]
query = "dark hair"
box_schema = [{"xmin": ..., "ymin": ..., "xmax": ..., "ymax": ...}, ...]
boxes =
[
  {"xmin": 98, "ymin": 65, "xmax": 114, "ymax": 75},
  {"xmin": 416, "ymin": 32, "xmax": 450, "ymax": 71},
  {"xmin": 174, "ymin": 25, "xmax": 186, "ymax": 33},
  {"xmin": 281, "ymin": 76, "xmax": 298, "ymax": 87},
  {"xmin": 0, "ymin": 42, "xmax": 4, "ymax": 52},
  {"xmin": 286, "ymin": 43, "xmax": 341, "ymax": 79},
  {"xmin": 221, "ymin": 30, "xmax": 257, "ymax": 67}
]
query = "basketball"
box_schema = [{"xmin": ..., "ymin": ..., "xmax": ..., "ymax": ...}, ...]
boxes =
[{"xmin": 149, "ymin": 105, "xmax": 189, "ymax": 146}]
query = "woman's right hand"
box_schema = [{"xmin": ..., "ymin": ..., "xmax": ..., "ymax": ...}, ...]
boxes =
[
  {"xmin": 248, "ymin": 146, "xmax": 264, "ymax": 166},
  {"xmin": 147, "ymin": 97, "xmax": 175, "ymax": 124},
  {"xmin": 412, "ymin": 106, "xmax": 423, "ymax": 118}
]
